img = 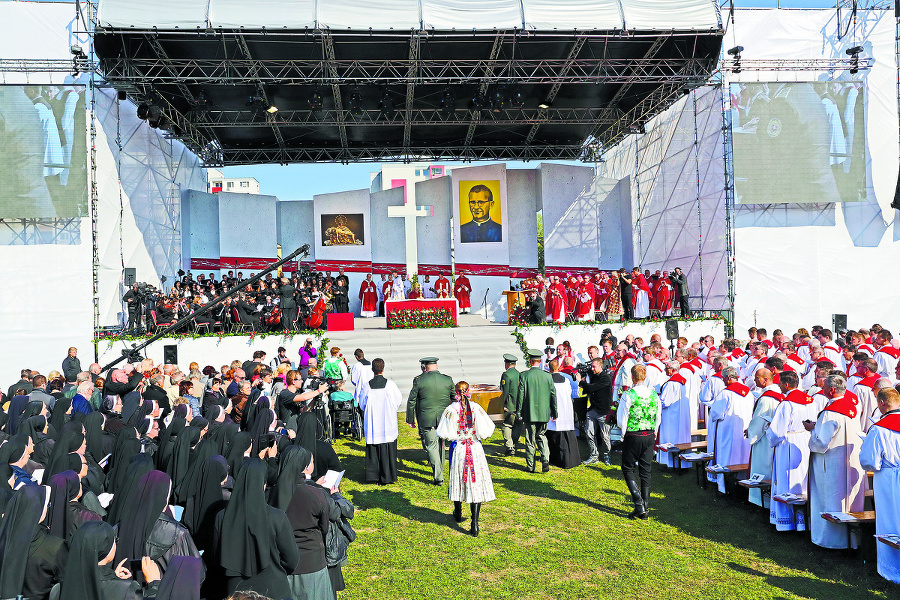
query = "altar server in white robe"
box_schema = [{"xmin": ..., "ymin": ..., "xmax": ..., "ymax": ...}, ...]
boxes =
[
  {"xmin": 699, "ymin": 356, "xmax": 727, "ymax": 426},
  {"xmin": 709, "ymin": 367, "xmax": 754, "ymax": 493},
  {"xmin": 547, "ymin": 359, "xmax": 580, "ymax": 469},
  {"xmin": 747, "ymin": 369, "xmax": 782, "ymax": 507},
  {"xmin": 860, "ymin": 387, "xmax": 900, "ymax": 583},
  {"xmin": 436, "ymin": 381, "xmax": 496, "ymax": 537},
  {"xmin": 656, "ymin": 362, "xmax": 689, "ymax": 468},
  {"xmin": 359, "ymin": 358, "xmax": 403, "ymax": 485},
  {"xmin": 807, "ymin": 375, "xmax": 865, "ymax": 549},
  {"xmin": 612, "ymin": 343, "xmax": 638, "ymax": 403},
  {"xmin": 643, "ymin": 349, "xmax": 666, "ymax": 395},
  {"xmin": 851, "ymin": 358, "xmax": 881, "ymax": 431},
  {"xmin": 350, "ymin": 349, "xmax": 374, "ymax": 406},
  {"xmin": 767, "ymin": 371, "xmax": 818, "ymax": 531},
  {"xmin": 741, "ymin": 342, "xmax": 768, "ymax": 385},
  {"xmin": 874, "ymin": 331, "xmax": 900, "ymax": 381}
]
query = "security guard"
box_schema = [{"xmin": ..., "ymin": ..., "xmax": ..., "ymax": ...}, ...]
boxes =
[
  {"xmin": 406, "ymin": 357, "xmax": 454, "ymax": 485},
  {"xmin": 516, "ymin": 349, "xmax": 558, "ymax": 473},
  {"xmin": 500, "ymin": 353, "xmax": 523, "ymax": 456}
]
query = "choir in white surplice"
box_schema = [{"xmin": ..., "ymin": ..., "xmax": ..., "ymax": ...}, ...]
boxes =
[
  {"xmin": 708, "ymin": 368, "xmax": 753, "ymax": 494},
  {"xmin": 436, "ymin": 382, "xmax": 496, "ymax": 537},
  {"xmin": 860, "ymin": 387, "xmax": 900, "ymax": 584},
  {"xmin": 746, "ymin": 373, "xmax": 782, "ymax": 508},
  {"xmin": 656, "ymin": 366, "xmax": 689, "ymax": 468}
]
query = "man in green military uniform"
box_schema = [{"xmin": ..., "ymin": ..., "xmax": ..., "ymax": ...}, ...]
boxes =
[
  {"xmin": 500, "ymin": 353, "xmax": 524, "ymax": 456},
  {"xmin": 515, "ymin": 349, "xmax": 557, "ymax": 473},
  {"xmin": 406, "ymin": 357, "xmax": 455, "ymax": 485}
]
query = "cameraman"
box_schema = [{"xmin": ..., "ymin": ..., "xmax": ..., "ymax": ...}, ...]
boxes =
[
  {"xmin": 123, "ymin": 283, "xmax": 141, "ymax": 333},
  {"xmin": 577, "ymin": 357, "xmax": 613, "ymax": 466},
  {"xmin": 279, "ymin": 369, "xmax": 329, "ymax": 431}
]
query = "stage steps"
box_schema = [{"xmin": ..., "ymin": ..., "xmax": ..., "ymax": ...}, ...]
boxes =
[{"xmin": 324, "ymin": 324, "xmax": 522, "ymax": 408}]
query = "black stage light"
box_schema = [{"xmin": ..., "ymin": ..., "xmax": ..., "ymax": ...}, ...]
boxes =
[
  {"xmin": 348, "ymin": 89, "xmax": 363, "ymax": 117},
  {"xmin": 136, "ymin": 103, "xmax": 151, "ymax": 120},
  {"xmin": 309, "ymin": 88, "xmax": 324, "ymax": 111},
  {"xmin": 379, "ymin": 90, "xmax": 396, "ymax": 119},
  {"xmin": 491, "ymin": 86, "xmax": 509, "ymax": 111},
  {"xmin": 117, "ymin": 90, "xmax": 127, "ymax": 101},
  {"xmin": 441, "ymin": 88, "xmax": 455, "ymax": 116},
  {"xmin": 147, "ymin": 105, "xmax": 162, "ymax": 128},
  {"xmin": 510, "ymin": 86, "xmax": 525, "ymax": 108}
]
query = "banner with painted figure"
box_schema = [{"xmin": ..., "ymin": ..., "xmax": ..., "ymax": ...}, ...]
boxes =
[{"xmin": 451, "ymin": 164, "xmax": 510, "ymax": 274}]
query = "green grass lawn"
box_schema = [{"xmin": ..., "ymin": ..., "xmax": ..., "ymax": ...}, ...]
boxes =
[{"xmin": 333, "ymin": 418, "xmax": 894, "ymax": 600}]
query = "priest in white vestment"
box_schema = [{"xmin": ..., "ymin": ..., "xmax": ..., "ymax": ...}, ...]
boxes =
[
  {"xmin": 807, "ymin": 375, "xmax": 865, "ymax": 549},
  {"xmin": 747, "ymin": 369, "xmax": 782, "ymax": 507},
  {"xmin": 388, "ymin": 272, "xmax": 406, "ymax": 301},
  {"xmin": 699, "ymin": 357, "xmax": 727, "ymax": 427},
  {"xmin": 349, "ymin": 350, "xmax": 374, "ymax": 406},
  {"xmin": 656, "ymin": 362, "xmax": 689, "ymax": 468},
  {"xmin": 358, "ymin": 358, "xmax": 403, "ymax": 485},
  {"xmin": 860, "ymin": 387, "xmax": 900, "ymax": 584},
  {"xmin": 709, "ymin": 367, "xmax": 754, "ymax": 493},
  {"xmin": 767, "ymin": 371, "xmax": 818, "ymax": 531},
  {"xmin": 874, "ymin": 333, "xmax": 900, "ymax": 381}
]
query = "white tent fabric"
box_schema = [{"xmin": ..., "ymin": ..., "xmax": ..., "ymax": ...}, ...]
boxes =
[{"xmin": 97, "ymin": 0, "xmax": 721, "ymax": 31}]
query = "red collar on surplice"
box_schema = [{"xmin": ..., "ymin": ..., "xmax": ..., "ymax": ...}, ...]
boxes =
[
  {"xmin": 760, "ymin": 389, "xmax": 784, "ymax": 402},
  {"xmin": 783, "ymin": 389, "xmax": 813, "ymax": 405},
  {"xmin": 725, "ymin": 382, "xmax": 750, "ymax": 397},
  {"xmin": 731, "ymin": 348, "xmax": 746, "ymax": 359},
  {"xmin": 613, "ymin": 355, "xmax": 636, "ymax": 381},
  {"xmin": 844, "ymin": 390, "xmax": 859, "ymax": 405},
  {"xmin": 824, "ymin": 395, "xmax": 858, "ymax": 419},
  {"xmin": 874, "ymin": 412, "xmax": 900, "ymax": 433},
  {"xmin": 855, "ymin": 373, "xmax": 880, "ymax": 390},
  {"xmin": 877, "ymin": 346, "xmax": 900, "ymax": 359},
  {"xmin": 665, "ymin": 373, "xmax": 686, "ymax": 386}
]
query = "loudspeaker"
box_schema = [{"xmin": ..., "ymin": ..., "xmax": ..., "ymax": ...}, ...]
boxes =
[
  {"xmin": 124, "ymin": 268, "xmax": 136, "ymax": 287},
  {"xmin": 665, "ymin": 320, "xmax": 679, "ymax": 341},
  {"xmin": 833, "ymin": 314, "xmax": 848, "ymax": 333},
  {"xmin": 163, "ymin": 344, "xmax": 178, "ymax": 365}
]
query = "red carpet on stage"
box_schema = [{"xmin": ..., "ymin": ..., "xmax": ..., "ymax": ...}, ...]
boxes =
[{"xmin": 326, "ymin": 313, "xmax": 355, "ymax": 331}]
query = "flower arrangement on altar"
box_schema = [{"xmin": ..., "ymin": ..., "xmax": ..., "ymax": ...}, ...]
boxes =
[{"xmin": 387, "ymin": 307, "xmax": 456, "ymax": 329}]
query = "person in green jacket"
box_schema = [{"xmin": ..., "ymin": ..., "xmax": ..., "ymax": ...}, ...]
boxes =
[
  {"xmin": 406, "ymin": 357, "xmax": 455, "ymax": 485},
  {"xmin": 499, "ymin": 353, "xmax": 523, "ymax": 456},
  {"xmin": 516, "ymin": 349, "xmax": 558, "ymax": 473}
]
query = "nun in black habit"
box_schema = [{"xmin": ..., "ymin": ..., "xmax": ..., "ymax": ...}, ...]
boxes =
[
  {"xmin": 46, "ymin": 470, "xmax": 101, "ymax": 543},
  {"xmin": 181, "ymin": 454, "xmax": 230, "ymax": 554},
  {"xmin": 20, "ymin": 415, "xmax": 55, "ymax": 467},
  {"xmin": 113, "ymin": 470, "xmax": 199, "ymax": 576},
  {"xmin": 212, "ymin": 457, "xmax": 299, "ymax": 600},
  {"xmin": 0, "ymin": 485, "xmax": 68, "ymax": 600}
]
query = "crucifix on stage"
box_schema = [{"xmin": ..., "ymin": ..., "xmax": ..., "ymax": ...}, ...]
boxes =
[{"xmin": 387, "ymin": 200, "xmax": 433, "ymax": 276}]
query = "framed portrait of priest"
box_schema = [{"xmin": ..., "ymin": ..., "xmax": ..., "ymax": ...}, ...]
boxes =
[{"xmin": 458, "ymin": 180, "xmax": 502, "ymax": 243}]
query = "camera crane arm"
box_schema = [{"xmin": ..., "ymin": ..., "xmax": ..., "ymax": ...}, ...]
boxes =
[{"xmin": 100, "ymin": 244, "xmax": 311, "ymax": 374}]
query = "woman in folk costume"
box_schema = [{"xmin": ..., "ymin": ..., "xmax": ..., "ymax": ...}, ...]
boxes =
[{"xmin": 436, "ymin": 381, "xmax": 496, "ymax": 537}]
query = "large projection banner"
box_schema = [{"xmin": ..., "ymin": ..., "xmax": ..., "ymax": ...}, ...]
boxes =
[
  {"xmin": 451, "ymin": 163, "xmax": 510, "ymax": 275},
  {"xmin": 0, "ymin": 85, "xmax": 88, "ymax": 218},
  {"xmin": 731, "ymin": 82, "xmax": 866, "ymax": 204}
]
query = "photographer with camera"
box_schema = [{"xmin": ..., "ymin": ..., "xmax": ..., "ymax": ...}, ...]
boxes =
[
  {"xmin": 123, "ymin": 283, "xmax": 141, "ymax": 333},
  {"xmin": 578, "ymin": 355, "xmax": 614, "ymax": 466},
  {"xmin": 279, "ymin": 370, "xmax": 330, "ymax": 433}
]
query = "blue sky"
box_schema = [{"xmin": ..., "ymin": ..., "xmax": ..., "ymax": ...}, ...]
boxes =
[{"xmin": 220, "ymin": 0, "xmax": 855, "ymax": 199}]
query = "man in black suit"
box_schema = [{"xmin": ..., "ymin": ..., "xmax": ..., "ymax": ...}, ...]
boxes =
[
  {"xmin": 279, "ymin": 277, "xmax": 297, "ymax": 330},
  {"xmin": 7, "ymin": 369, "xmax": 34, "ymax": 399},
  {"xmin": 142, "ymin": 373, "xmax": 171, "ymax": 419},
  {"xmin": 235, "ymin": 294, "xmax": 260, "ymax": 331},
  {"xmin": 618, "ymin": 269, "xmax": 633, "ymax": 320},
  {"xmin": 123, "ymin": 284, "xmax": 141, "ymax": 333},
  {"xmin": 525, "ymin": 290, "xmax": 546, "ymax": 324},
  {"xmin": 669, "ymin": 267, "xmax": 691, "ymax": 318}
]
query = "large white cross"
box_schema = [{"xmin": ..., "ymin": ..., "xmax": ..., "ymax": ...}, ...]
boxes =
[{"xmin": 387, "ymin": 200, "xmax": 433, "ymax": 276}]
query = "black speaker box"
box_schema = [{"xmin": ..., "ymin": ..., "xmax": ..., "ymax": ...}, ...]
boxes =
[
  {"xmin": 665, "ymin": 320, "xmax": 679, "ymax": 341},
  {"xmin": 163, "ymin": 344, "xmax": 178, "ymax": 365},
  {"xmin": 124, "ymin": 268, "xmax": 136, "ymax": 287},
  {"xmin": 833, "ymin": 314, "xmax": 848, "ymax": 333}
]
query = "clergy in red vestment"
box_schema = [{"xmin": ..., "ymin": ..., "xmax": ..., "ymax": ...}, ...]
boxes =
[
  {"xmin": 359, "ymin": 273, "xmax": 379, "ymax": 318},
  {"xmin": 545, "ymin": 276, "xmax": 566, "ymax": 323},
  {"xmin": 408, "ymin": 284, "xmax": 422, "ymax": 299},
  {"xmin": 654, "ymin": 271, "xmax": 674, "ymax": 316},
  {"xmin": 454, "ymin": 273, "xmax": 472, "ymax": 313},
  {"xmin": 434, "ymin": 272, "xmax": 451, "ymax": 299},
  {"xmin": 574, "ymin": 277, "xmax": 595, "ymax": 321},
  {"xmin": 565, "ymin": 275, "xmax": 578, "ymax": 316}
]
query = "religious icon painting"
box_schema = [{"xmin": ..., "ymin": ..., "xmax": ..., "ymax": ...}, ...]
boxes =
[
  {"xmin": 458, "ymin": 179, "xmax": 502, "ymax": 243},
  {"xmin": 321, "ymin": 213, "xmax": 365, "ymax": 246}
]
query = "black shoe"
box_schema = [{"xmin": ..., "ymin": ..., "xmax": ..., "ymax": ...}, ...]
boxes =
[
  {"xmin": 453, "ymin": 501, "xmax": 464, "ymax": 523},
  {"xmin": 432, "ymin": 479, "xmax": 443, "ymax": 486},
  {"xmin": 628, "ymin": 505, "xmax": 648, "ymax": 520},
  {"xmin": 503, "ymin": 448, "xmax": 515, "ymax": 457},
  {"xmin": 470, "ymin": 503, "xmax": 481, "ymax": 537},
  {"xmin": 527, "ymin": 465, "xmax": 536, "ymax": 473},
  {"xmin": 542, "ymin": 462, "xmax": 550, "ymax": 473}
]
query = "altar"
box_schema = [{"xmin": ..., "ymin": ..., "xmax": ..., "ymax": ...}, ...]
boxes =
[{"xmin": 385, "ymin": 298, "xmax": 459, "ymax": 329}]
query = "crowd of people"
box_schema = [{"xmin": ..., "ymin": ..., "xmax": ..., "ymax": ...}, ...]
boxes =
[
  {"xmin": 0, "ymin": 345, "xmax": 357, "ymax": 600},
  {"xmin": 518, "ymin": 267, "xmax": 691, "ymax": 324},
  {"xmin": 4, "ymin": 319, "xmax": 900, "ymax": 597}
]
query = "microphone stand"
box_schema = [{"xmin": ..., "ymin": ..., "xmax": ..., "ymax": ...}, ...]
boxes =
[{"xmin": 100, "ymin": 244, "xmax": 311, "ymax": 373}]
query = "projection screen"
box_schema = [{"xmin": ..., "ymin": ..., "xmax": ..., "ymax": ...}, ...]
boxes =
[{"xmin": 730, "ymin": 82, "xmax": 866, "ymax": 204}]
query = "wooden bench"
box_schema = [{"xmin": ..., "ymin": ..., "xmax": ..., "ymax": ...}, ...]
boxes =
[
  {"xmin": 876, "ymin": 534, "xmax": 900, "ymax": 550},
  {"xmin": 822, "ymin": 511, "xmax": 877, "ymax": 563},
  {"xmin": 673, "ymin": 441, "xmax": 711, "ymax": 485}
]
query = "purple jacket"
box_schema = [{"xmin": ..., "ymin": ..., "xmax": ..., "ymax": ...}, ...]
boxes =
[{"xmin": 298, "ymin": 345, "xmax": 317, "ymax": 368}]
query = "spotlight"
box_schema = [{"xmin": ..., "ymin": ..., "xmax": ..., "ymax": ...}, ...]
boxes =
[
  {"xmin": 195, "ymin": 90, "xmax": 210, "ymax": 106},
  {"xmin": 846, "ymin": 45, "xmax": 863, "ymax": 75},
  {"xmin": 147, "ymin": 105, "xmax": 162, "ymax": 128},
  {"xmin": 117, "ymin": 90, "xmax": 127, "ymax": 101},
  {"xmin": 472, "ymin": 93, "xmax": 488, "ymax": 111},
  {"xmin": 136, "ymin": 103, "xmax": 151, "ymax": 120},
  {"xmin": 70, "ymin": 44, "xmax": 85, "ymax": 57},
  {"xmin": 266, "ymin": 105, "xmax": 278, "ymax": 114},
  {"xmin": 510, "ymin": 86, "xmax": 525, "ymax": 108},
  {"xmin": 441, "ymin": 88, "xmax": 455, "ymax": 116},
  {"xmin": 537, "ymin": 101, "xmax": 551, "ymax": 110},
  {"xmin": 348, "ymin": 89, "xmax": 363, "ymax": 118},
  {"xmin": 491, "ymin": 86, "xmax": 510, "ymax": 111},
  {"xmin": 726, "ymin": 46, "xmax": 744, "ymax": 56},
  {"xmin": 248, "ymin": 96, "xmax": 276, "ymax": 116},
  {"xmin": 309, "ymin": 88, "xmax": 324, "ymax": 111},
  {"xmin": 379, "ymin": 90, "xmax": 395, "ymax": 119}
]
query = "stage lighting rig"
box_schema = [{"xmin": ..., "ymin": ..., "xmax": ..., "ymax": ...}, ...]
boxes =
[
  {"xmin": 379, "ymin": 90, "xmax": 396, "ymax": 119},
  {"xmin": 491, "ymin": 86, "xmax": 510, "ymax": 111},
  {"xmin": 727, "ymin": 45, "xmax": 743, "ymax": 74},
  {"xmin": 309, "ymin": 88, "xmax": 324, "ymax": 112},
  {"xmin": 348, "ymin": 89, "xmax": 363, "ymax": 118},
  {"xmin": 248, "ymin": 96, "xmax": 277, "ymax": 116},
  {"xmin": 510, "ymin": 86, "xmax": 525, "ymax": 108},
  {"xmin": 136, "ymin": 103, "xmax": 151, "ymax": 120}
]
